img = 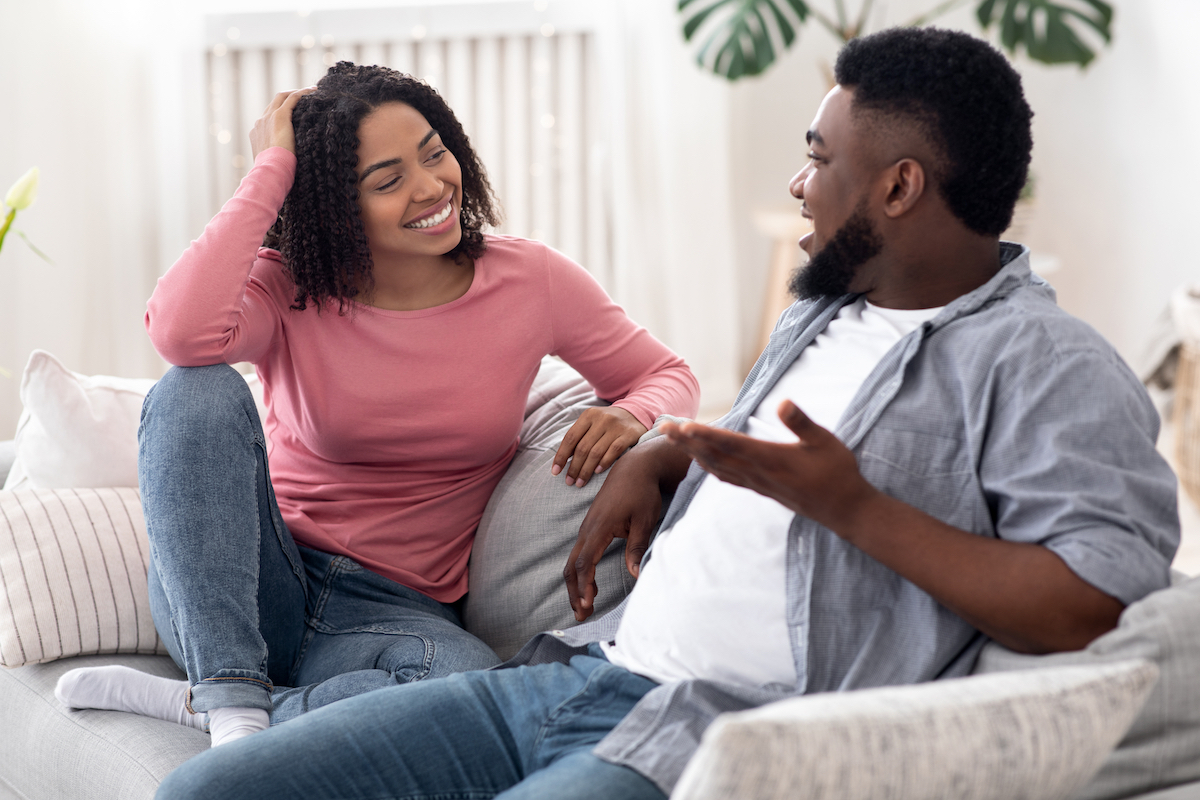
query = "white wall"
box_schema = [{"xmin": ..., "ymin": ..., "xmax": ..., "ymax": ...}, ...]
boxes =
[
  {"xmin": 3, "ymin": 0, "xmax": 1197, "ymax": 437},
  {"xmin": 0, "ymin": 0, "xmax": 208, "ymax": 436},
  {"xmin": 727, "ymin": 0, "xmax": 1200, "ymax": 377},
  {"xmin": 0, "ymin": 0, "xmax": 743, "ymax": 437}
]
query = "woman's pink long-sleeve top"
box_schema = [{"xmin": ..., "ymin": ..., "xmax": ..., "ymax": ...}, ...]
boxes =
[{"xmin": 145, "ymin": 148, "xmax": 700, "ymax": 602}]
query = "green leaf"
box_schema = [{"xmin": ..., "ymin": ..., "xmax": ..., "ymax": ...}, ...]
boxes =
[
  {"xmin": 781, "ymin": 0, "xmax": 810, "ymax": 21},
  {"xmin": 16, "ymin": 230, "xmax": 53, "ymax": 265},
  {"xmin": 683, "ymin": 0, "xmax": 732, "ymax": 42},
  {"xmin": 976, "ymin": 0, "xmax": 1114, "ymax": 67},
  {"xmin": 764, "ymin": 0, "xmax": 797, "ymax": 47},
  {"xmin": 679, "ymin": 0, "xmax": 809, "ymax": 80},
  {"xmin": 976, "ymin": 0, "xmax": 1001, "ymax": 26},
  {"xmin": 999, "ymin": 0, "xmax": 1020, "ymax": 51}
]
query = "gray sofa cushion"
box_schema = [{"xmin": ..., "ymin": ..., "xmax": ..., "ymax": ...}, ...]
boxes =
[
  {"xmin": 0, "ymin": 653, "xmax": 206, "ymax": 800},
  {"xmin": 974, "ymin": 573, "xmax": 1200, "ymax": 800},
  {"xmin": 464, "ymin": 358, "xmax": 638, "ymax": 660}
]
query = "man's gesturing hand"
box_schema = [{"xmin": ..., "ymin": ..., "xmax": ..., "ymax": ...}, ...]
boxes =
[{"xmin": 661, "ymin": 400, "xmax": 876, "ymax": 531}]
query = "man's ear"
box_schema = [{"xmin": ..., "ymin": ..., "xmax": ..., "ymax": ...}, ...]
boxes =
[{"xmin": 882, "ymin": 158, "xmax": 926, "ymax": 219}]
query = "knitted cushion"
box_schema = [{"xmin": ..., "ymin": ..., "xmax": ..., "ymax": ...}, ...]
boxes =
[{"xmin": 672, "ymin": 660, "xmax": 1159, "ymax": 800}]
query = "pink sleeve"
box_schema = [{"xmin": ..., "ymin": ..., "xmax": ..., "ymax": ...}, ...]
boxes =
[
  {"xmin": 145, "ymin": 148, "xmax": 296, "ymax": 366},
  {"xmin": 545, "ymin": 246, "xmax": 700, "ymax": 428}
]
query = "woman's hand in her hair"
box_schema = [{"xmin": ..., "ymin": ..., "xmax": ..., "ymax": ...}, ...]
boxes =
[
  {"xmin": 250, "ymin": 87, "xmax": 317, "ymax": 159},
  {"xmin": 552, "ymin": 407, "xmax": 648, "ymax": 488}
]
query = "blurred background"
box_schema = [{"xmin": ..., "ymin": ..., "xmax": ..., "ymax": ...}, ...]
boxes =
[{"xmin": 1, "ymin": 0, "xmax": 1198, "ymax": 437}]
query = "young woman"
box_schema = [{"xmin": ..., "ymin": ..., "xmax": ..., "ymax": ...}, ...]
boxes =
[{"xmin": 55, "ymin": 62, "xmax": 699, "ymax": 746}]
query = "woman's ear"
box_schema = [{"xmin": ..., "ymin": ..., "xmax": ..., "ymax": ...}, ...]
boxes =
[{"xmin": 882, "ymin": 158, "xmax": 926, "ymax": 219}]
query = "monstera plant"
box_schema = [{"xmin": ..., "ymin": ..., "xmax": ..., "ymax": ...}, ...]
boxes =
[{"xmin": 680, "ymin": 0, "xmax": 1114, "ymax": 79}]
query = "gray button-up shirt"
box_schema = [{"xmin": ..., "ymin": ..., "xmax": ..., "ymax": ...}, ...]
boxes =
[{"xmin": 509, "ymin": 244, "xmax": 1181, "ymax": 794}]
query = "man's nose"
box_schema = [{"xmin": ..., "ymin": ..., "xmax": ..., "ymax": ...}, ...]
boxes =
[{"xmin": 789, "ymin": 167, "xmax": 807, "ymax": 199}]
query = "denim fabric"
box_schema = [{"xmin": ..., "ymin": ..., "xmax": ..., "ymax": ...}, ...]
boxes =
[
  {"xmin": 140, "ymin": 364, "xmax": 499, "ymax": 719},
  {"xmin": 155, "ymin": 645, "xmax": 664, "ymax": 800}
]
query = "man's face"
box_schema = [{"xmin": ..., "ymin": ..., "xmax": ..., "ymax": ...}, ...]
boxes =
[
  {"xmin": 787, "ymin": 86, "xmax": 883, "ymax": 300},
  {"xmin": 788, "ymin": 200, "xmax": 883, "ymax": 300}
]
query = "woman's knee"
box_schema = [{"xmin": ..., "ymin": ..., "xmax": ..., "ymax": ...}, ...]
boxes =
[{"xmin": 141, "ymin": 365, "xmax": 261, "ymax": 439}]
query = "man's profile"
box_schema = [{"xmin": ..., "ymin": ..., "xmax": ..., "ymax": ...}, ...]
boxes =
[{"xmin": 153, "ymin": 26, "xmax": 1179, "ymax": 800}]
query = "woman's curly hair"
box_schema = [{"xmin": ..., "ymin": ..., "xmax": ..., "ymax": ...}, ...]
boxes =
[{"xmin": 264, "ymin": 62, "xmax": 502, "ymax": 312}]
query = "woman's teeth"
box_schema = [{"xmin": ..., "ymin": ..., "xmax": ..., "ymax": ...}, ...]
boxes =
[{"xmin": 406, "ymin": 202, "xmax": 453, "ymax": 229}]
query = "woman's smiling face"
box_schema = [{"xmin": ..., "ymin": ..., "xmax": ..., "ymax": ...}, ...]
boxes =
[{"xmin": 355, "ymin": 102, "xmax": 464, "ymax": 264}]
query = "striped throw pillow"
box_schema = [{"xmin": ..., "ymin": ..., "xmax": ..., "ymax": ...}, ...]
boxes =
[{"xmin": 0, "ymin": 488, "xmax": 168, "ymax": 667}]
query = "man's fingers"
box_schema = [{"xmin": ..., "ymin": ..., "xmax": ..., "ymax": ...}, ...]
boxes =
[
  {"xmin": 563, "ymin": 543, "xmax": 587, "ymax": 614},
  {"xmin": 665, "ymin": 421, "xmax": 748, "ymax": 455},
  {"xmin": 778, "ymin": 400, "xmax": 826, "ymax": 442},
  {"xmin": 564, "ymin": 527, "xmax": 608, "ymax": 617},
  {"xmin": 623, "ymin": 508, "xmax": 658, "ymax": 578}
]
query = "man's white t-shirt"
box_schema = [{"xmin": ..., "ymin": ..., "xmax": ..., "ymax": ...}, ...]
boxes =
[{"xmin": 602, "ymin": 297, "xmax": 943, "ymax": 687}]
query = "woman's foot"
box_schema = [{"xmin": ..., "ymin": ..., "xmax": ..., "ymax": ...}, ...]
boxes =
[
  {"xmin": 55, "ymin": 665, "xmax": 203, "ymax": 730},
  {"xmin": 54, "ymin": 666, "xmax": 269, "ymax": 744},
  {"xmin": 207, "ymin": 706, "xmax": 270, "ymax": 746}
]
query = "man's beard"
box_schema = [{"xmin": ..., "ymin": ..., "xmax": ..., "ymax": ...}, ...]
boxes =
[{"xmin": 788, "ymin": 203, "xmax": 884, "ymax": 300}]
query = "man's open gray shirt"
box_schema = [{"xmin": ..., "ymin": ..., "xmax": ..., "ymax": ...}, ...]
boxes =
[{"xmin": 509, "ymin": 244, "xmax": 1180, "ymax": 794}]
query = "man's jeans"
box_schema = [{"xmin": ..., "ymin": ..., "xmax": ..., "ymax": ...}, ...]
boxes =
[
  {"xmin": 139, "ymin": 364, "xmax": 500, "ymax": 720},
  {"xmin": 156, "ymin": 645, "xmax": 665, "ymax": 800}
]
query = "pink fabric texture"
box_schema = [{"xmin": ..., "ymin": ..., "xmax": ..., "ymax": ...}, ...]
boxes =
[{"xmin": 145, "ymin": 147, "xmax": 699, "ymax": 602}]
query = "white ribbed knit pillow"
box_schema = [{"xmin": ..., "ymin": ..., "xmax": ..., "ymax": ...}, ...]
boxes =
[
  {"xmin": 672, "ymin": 659, "xmax": 1159, "ymax": 800},
  {"xmin": 0, "ymin": 488, "xmax": 167, "ymax": 666}
]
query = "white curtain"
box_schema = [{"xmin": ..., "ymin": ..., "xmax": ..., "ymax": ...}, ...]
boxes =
[
  {"xmin": 600, "ymin": 0, "xmax": 742, "ymax": 413},
  {"xmin": 0, "ymin": 0, "xmax": 204, "ymax": 436},
  {"xmin": 0, "ymin": 0, "xmax": 744, "ymax": 437}
]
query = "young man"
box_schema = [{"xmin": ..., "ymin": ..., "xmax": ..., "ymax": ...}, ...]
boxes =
[{"xmin": 155, "ymin": 26, "xmax": 1179, "ymax": 800}]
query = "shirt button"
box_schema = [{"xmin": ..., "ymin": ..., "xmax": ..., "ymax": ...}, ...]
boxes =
[{"xmin": 551, "ymin": 630, "xmax": 566, "ymax": 637}]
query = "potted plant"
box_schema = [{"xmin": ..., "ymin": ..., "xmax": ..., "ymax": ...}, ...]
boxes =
[{"xmin": 679, "ymin": 0, "xmax": 1114, "ymax": 80}]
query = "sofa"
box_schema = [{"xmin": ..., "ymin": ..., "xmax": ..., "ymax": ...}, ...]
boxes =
[{"xmin": 1, "ymin": 350, "xmax": 1199, "ymax": 800}]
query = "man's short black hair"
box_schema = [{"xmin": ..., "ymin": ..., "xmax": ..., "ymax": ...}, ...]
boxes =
[{"xmin": 834, "ymin": 27, "xmax": 1033, "ymax": 237}]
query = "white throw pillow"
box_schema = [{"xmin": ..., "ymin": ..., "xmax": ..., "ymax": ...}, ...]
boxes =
[
  {"xmin": 671, "ymin": 660, "xmax": 1159, "ymax": 800},
  {"xmin": 4, "ymin": 351, "xmax": 266, "ymax": 491},
  {"xmin": 0, "ymin": 487, "xmax": 168, "ymax": 666},
  {"xmin": 4, "ymin": 351, "xmax": 157, "ymax": 490}
]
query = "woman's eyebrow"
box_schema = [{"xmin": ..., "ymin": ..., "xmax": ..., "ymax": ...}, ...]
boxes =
[
  {"xmin": 358, "ymin": 130, "xmax": 441, "ymax": 184},
  {"xmin": 359, "ymin": 158, "xmax": 402, "ymax": 184}
]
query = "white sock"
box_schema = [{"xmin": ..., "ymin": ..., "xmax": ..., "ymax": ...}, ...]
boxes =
[
  {"xmin": 207, "ymin": 706, "xmax": 270, "ymax": 746},
  {"xmin": 54, "ymin": 665, "xmax": 204, "ymax": 730}
]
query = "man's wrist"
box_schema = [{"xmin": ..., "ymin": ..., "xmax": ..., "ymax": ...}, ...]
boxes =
[
  {"xmin": 624, "ymin": 433, "xmax": 692, "ymax": 493},
  {"xmin": 824, "ymin": 481, "xmax": 891, "ymax": 546}
]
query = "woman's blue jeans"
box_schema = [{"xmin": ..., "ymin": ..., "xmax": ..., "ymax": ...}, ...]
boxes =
[
  {"xmin": 138, "ymin": 364, "xmax": 500, "ymax": 721},
  {"xmin": 156, "ymin": 645, "xmax": 665, "ymax": 800}
]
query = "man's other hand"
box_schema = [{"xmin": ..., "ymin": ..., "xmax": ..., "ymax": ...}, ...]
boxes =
[{"xmin": 564, "ymin": 436, "xmax": 691, "ymax": 622}]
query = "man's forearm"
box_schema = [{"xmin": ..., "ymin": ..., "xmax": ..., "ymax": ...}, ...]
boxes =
[
  {"xmin": 662, "ymin": 413, "xmax": 1125, "ymax": 655},
  {"xmin": 835, "ymin": 489, "xmax": 1125, "ymax": 654}
]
